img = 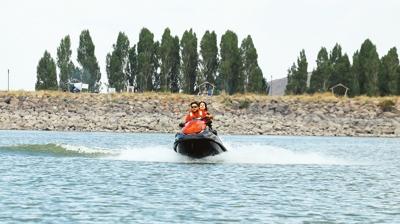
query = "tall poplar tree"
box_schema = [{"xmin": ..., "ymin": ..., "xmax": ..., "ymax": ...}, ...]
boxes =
[
  {"xmin": 218, "ymin": 30, "xmax": 241, "ymax": 94},
  {"xmin": 180, "ymin": 29, "xmax": 198, "ymax": 94},
  {"xmin": 358, "ymin": 39, "xmax": 380, "ymax": 96},
  {"xmin": 199, "ymin": 31, "xmax": 218, "ymax": 85},
  {"xmin": 57, "ymin": 35, "xmax": 73, "ymax": 91},
  {"xmin": 248, "ymin": 66, "xmax": 266, "ymax": 94},
  {"xmin": 106, "ymin": 32, "xmax": 130, "ymax": 92},
  {"xmin": 36, "ymin": 51, "xmax": 58, "ymax": 90},
  {"xmin": 327, "ymin": 43, "xmax": 344, "ymax": 88},
  {"xmin": 77, "ymin": 30, "xmax": 101, "ymax": 92},
  {"xmin": 137, "ymin": 28, "xmax": 155, "ymax": 91},
  {"xmin": 350, "ymin": 51, "xmax": 361, "ymax": 96},
  {"xmin": 160, "ymin": 28, "xmax": 174, "ymax": 91},
  {"xmin": 170, "ymin": 36, "xmax": 181, "ymax": 93},
  {"xmin": 127, "ymin": 45, "xmax": 137, "ymax": 87},
  {"xmin": 285, "ymin": 63, "xmax": 297, "ymax": 95},
  {"xmin": 329, "ymin": 44, "xmax": 342, "ymax": 65},
  {"xmin": 379, "ymin": 47, "xmax": 399, "ymax": 96},
  {"xmin": 309, "ymin": 47, "xmax": 330, "ymax": 93},
  {"xmin": 153, "ymin": 41, "xmax": 161, "ymax": 91},
  {"xmin": 285, "ymin": 50, "xmax": 308, "ymax": 94},
  {"xmin": 296, "ymin": 50, "xmax": 308, "ymax": 94},
  {"xmin": 331, "ymin": 54, "xmax": 352, "ymax": 95},
  {"xmin": 240, "ymin": 35, "xmax": 265, "ymax": 93},
  {"xmin": 398, "ymin": 67, "xmax": 400, "ymax": 95}
]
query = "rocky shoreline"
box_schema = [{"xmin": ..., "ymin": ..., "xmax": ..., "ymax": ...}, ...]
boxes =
[{"xmin": 1, "ymin": 91, "xmax": 400, "ymax": 137}]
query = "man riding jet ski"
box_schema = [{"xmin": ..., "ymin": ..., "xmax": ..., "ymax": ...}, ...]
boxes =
[{"xmin": 173, "ymin": 102, "xmax": 227, "ymax": 158}]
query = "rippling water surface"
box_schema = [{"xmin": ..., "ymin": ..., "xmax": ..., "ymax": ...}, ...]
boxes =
[{"xmin": 0, "ymin": 130, "xmax": 399, "ymax": 223}]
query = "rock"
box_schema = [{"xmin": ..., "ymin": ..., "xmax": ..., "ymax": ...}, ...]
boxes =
[
  {"xmin": 382, "ymin": 112, "xmax": 398, "ymax": 118},
  {"xmin": 4, "ymin": 97, "xmax": 11, "ymax": 104},
  {"xmin": 311, "ymin": 115, "xmax": 322, "ymax": 122},
  {"xmin": 261, "ymin": 124, "xmax": 273, "ymax": 131},
  {"xmin": 336, "ymin": 110, "xmax": 344, "ymax": 116},
  {"xmin": 394, "ymin": 125, "xmax": 400, "ymax": 136},
  {"xmin": 114, "ymin": 112, "xmax": 127, "ymax": 117},
  {"xmin": 1, "ymin": 92, "xmax": 399, "ymax": 137}
]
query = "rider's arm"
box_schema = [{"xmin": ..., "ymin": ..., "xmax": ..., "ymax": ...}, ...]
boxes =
[{"xmin": 184, "ymin": 114, "xmax": 191, "ymax": 123}]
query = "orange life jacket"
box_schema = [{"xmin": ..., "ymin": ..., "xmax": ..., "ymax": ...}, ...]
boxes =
[
  {"xmin": 182, "ymin": 119, "xmax": 206, "ymax": 134},
  {"xmin": 185, "ymin": 110, "xmax": 205, "ymax": 123},
  {"xmin": 199, "ymin": 109, "xmax": 210, "ymax": 121}
]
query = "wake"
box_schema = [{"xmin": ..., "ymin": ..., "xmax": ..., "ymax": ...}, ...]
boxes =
[
  {"xmin": 110, "ymin": 143, "xmax": 351, "ymax": 165},
  {"xmin": 0, "ymin": 143, "xmax": 352, "ymax": 165},
  {"xmin": 0, "ymin": 143, "xmax": 114, "ymax": 157}
]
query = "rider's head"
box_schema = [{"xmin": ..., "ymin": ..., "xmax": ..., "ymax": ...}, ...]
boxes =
[
  {"xmin": 199, "ymin": 101, "xmax": 208, "ymax": 111},
  {"xmin": 190, "ymin": 101, "xmax": 199, "ymax": 112}
]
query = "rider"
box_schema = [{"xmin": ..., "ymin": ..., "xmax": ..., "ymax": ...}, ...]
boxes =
[
  {"xmin": 183, "ymin": 101, "xmax": 205, "ymax": 124},
  {"xmin": 199, "ymin": 101, "xmax": 213, "ymax": 122},
  {"xmin": 199, "ymin": 101, "xmax": 217, "ymax": 134}
]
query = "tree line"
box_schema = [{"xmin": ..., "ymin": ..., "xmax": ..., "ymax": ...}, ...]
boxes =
[
  {"xmin": 35, "ymin": 28, "xmax": 268, "ymax": 95},
  {"xmin": 286, "ymin": 39, "xmax": 400, "ymax": 96}
]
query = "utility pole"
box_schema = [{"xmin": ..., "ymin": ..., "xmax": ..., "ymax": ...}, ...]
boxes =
[
  {"xmin": 270, "ymin": 75, "xmax": 272, "ymax": 96},
  {"xmin": 7, "ymin": 69, "xmax": 10, "ymax": 91}
]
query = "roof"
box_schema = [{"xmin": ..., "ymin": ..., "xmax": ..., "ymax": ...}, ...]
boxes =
[
  {"xmin": 330, "ymin": 83, "xmax": 349, "ymax": 90},
  {"xmin": 197, "ymin": 82, "xmax": 215, "ymax": 87}
]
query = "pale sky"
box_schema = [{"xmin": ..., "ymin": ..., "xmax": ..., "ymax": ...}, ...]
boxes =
[{"xmin": 1, "ymin": 0, "xmax": 399, "ymax": 90}]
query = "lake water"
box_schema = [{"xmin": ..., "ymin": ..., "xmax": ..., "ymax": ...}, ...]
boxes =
[{"xmin": 0, "ymin": 130, "xmax": 399, "ymax": 223}]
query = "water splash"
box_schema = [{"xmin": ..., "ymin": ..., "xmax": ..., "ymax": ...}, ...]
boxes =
[
  {"xmin": 110, "ymin": 143, "xmax": 351, "ymax": 165},
  {"xmin": 0, "ymin": 143, "xmax": 351, "ymax": 165},
  {"xmin": 0, "ymin": 144, "xmax": 114, "ymax": 157},
  {"xmin": 215, "ymin": 142, "xmax": 350, "ymax": 165}
]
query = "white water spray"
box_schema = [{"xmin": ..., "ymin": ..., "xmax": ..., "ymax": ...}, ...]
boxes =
[
  {"xmin": 1, "ymin": 142, "xmax": 352, "ymax": 165},
  {"xmin": 107, "ymin": 142, "xmax": 351, "ymax": 165}
]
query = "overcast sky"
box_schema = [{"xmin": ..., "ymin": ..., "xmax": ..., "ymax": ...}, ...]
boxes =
[{"xmin": 1, "ymin": 0, "xmax": 400, "ymax": 90}]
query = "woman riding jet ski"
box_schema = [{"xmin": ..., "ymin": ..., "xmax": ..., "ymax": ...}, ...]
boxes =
[{"xmin": 173, "ymin": 102, "xmax": 227, "ymax": 158}]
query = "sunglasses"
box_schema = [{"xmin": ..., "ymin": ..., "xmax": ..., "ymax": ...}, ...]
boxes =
[{"xmin": 191, "ymin": 105, "xmax": 198, "ymax": 108}]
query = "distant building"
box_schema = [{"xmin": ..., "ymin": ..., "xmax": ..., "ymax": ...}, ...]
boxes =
[
  {"xmin": 197, "ymin": 82, "xmax": 215, "ymax": 96},
  {"xmin": 268, "ymin": 72, "xmax": 312, "ymax": 96},
  {"xmin": 268, "ymin": 77, "xmax": 287, "ymax": 96}
]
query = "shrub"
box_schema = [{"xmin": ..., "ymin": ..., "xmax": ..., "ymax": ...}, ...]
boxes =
[
  {"xmin": 238, "ymin": 99, "xmax": 251, "ymax": 109},
  {"xmin": 378, "ymin": 100, "xmax": 395, "ymax": 112}
]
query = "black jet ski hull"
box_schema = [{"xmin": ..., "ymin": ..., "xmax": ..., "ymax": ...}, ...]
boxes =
[{"xmin": 173, "ymin": 129, "xmax": 227, "ymax": 158}]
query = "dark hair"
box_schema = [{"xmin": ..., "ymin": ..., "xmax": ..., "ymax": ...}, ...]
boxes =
[
  {"xmin": 190, "ymin": 101, "xmax": 199, "ymax": 107},
  {"xmin": 199, "ymin": 101, "xmax": 208, "ymax": 110}
]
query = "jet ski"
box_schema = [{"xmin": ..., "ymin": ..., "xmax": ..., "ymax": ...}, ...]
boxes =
[{"xmin": 173, "ymin": 119, "xmax": 227, "ymax": 158}]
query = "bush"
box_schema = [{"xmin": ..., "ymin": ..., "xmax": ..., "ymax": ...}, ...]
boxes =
[
  {"xmin": 378, "ymin": 100, "xmax": 395, "ymax": 112},
  {"xmin": 238, "ymin": 99, "xmax": 251, "ymax": 109},
  {"xmin": 220, "ymin": 93, "xmax": 233, "ymax": 107}
]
